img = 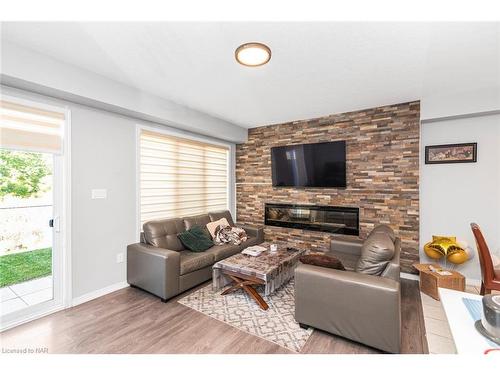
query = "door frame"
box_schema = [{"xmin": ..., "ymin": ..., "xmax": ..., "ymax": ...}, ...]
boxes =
[{"xmin": 0, "ymin": 94, "xmax": 72, "ymax": 332}]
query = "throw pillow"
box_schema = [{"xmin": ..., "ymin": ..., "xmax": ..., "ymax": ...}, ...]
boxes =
[
  {"xmin": 177, "ymin": 225, "xmax": 214, "ymax": 252},
  {"xmin": 206, "ymin": 218, "xmax": 230, "ymax": 239},
  {"xmin": 299, "ymin": 254, "xmax": 345, "ymax": 270},
  {"xmin": 356, "ymin": 231, "xmax": 395, "ymax": 275}
]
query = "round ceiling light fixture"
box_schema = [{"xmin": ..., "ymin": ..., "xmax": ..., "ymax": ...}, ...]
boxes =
[{"xmin": 235, "ymin": 42, "xmax": 271, "ymax": 67}]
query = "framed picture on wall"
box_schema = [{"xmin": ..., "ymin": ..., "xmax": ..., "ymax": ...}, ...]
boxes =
[{"xmin": 425, "ymin": 142, "xmax": 477, "ymax": 164}]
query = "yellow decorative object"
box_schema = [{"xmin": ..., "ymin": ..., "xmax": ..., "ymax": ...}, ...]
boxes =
[{"xmin": 423, "ymin": 235, "xmax": 469, "ymax": 265}]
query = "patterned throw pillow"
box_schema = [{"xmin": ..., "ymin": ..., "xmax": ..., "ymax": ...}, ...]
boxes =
[{"xmin": 299, "ymin": 254, "xmax": 345, "ymax": 270}]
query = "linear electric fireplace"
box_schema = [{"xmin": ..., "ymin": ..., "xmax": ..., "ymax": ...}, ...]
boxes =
[{"xmin": 265, "ymin": 203, "xmax": 359, "ymax": 236}]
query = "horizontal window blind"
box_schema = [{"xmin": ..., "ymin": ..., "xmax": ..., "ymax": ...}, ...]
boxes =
[
  {"xmin": 0, "ymin": 99, "xmax": 65, "ymax": 154},
  {"xmin": 140, "ymin": 129, "xmax": 230, "ymax": 224}
]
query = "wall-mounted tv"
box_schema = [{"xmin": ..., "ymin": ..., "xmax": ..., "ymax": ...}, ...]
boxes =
[{"xmin": 271, "ymin": 141, "xmax": 346, "ymax": 188}]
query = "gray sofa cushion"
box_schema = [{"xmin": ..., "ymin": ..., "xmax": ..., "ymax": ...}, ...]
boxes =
[
  {"xmin": 243, "ymin": 236, "xmax": 260, "ymax": 248},
  {"xmin": 205, "ymin": 243, "xmax": 241, "ymax": 261},
  {"xmin": 356, "ymin": 232, "xmax": 395, "ymax": 275},
  {"xmin": 205, "ymin": 235, "xmax": 259, "ymax": 261},
  {"xmin": 183, "ymin": 214, "xmax": 211, "ymax": 233},
  {"xmin": 208, "ymin": 210, "xmax": 235, "ymax": 227},
  {"xmin": 143, "ymin": 218, "xmax": 186, "ymax": 251},
  {"xmin": 179, "ymin": 251, "xmax": 215, "ymax": 275},
  {"xmin": 369, "ymin": 224, "xmax": 396, "ymax": 242}
]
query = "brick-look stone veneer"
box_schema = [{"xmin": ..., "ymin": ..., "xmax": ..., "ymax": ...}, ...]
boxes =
[{"xmin": 236, "ymin": 101, "xmax": 420, "ymax": 274}]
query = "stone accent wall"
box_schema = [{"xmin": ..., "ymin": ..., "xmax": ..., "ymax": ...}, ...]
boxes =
[{"xmin": 236, "ymin": 101, "xmax": 420, "ymax": 273}]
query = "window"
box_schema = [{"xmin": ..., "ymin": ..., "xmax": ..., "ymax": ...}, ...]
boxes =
[{"xmin": 139, "ymin": 129, "xmax": 230, "ymax": 225}]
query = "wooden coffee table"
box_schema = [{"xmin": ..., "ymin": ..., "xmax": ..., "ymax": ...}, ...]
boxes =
[{"xmin": 212, "ymin": 242, "xmax": 306, "ymax": 310}]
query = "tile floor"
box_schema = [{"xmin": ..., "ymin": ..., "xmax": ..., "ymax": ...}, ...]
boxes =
[
  {"xmin": 420, "ymin": 284, "xmax": 481, "ymax": 354},
  {"xmin": 0, "ymin": 276, "xmax": 53, "ymax": 315}
]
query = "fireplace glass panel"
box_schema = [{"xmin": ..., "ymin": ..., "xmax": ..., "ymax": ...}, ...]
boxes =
[{"xmin": 265, "ymin": 203, "xmax": 359, "ymax": 236}]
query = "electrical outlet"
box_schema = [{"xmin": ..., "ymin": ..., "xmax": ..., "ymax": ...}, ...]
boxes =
[
  {"xmin": 116, "ymin": 252, "xmax": 124, "ymax": 263},
  {"xmin": 91, "ymin": 189, "xmax": 107, "ymax": 199}
]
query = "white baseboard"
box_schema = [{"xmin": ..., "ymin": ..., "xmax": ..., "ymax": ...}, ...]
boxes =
[
  {"xmin": 401, "ymin": 272, "xmax": 419, "ymax": 281},
  {"xmin": 71, "ymin": 281, "xmax": 129, "ymax": 307}
]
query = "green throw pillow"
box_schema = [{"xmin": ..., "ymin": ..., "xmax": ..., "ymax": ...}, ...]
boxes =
[{"xmin": 177, "ymin": 225, "xmax": 214, "ymax": 252}]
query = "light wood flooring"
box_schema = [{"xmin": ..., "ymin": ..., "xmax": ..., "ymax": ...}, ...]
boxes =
[{"xmin": 0, "ymin": 279, "xmax": 427, "ymax": 354}]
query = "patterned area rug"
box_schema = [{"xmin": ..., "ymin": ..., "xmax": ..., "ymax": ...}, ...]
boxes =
[{"xmin": 177, "ymin": 279, "xmax": 313, "ymax": 352}]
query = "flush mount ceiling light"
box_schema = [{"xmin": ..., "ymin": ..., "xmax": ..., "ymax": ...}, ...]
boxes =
[{"xmin": 235, "ymin": 42, "xmax": 271, "ymax": 67}]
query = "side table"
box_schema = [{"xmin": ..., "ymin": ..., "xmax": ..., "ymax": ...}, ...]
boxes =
[{"xmin": 413, "ymin": 263, "xmax": 465, "ymax": 300}]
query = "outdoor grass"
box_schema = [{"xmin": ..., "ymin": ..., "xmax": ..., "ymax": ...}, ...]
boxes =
[{"xmin": 0, "ymin": 248, "xmax": 52, "ymax": 288}]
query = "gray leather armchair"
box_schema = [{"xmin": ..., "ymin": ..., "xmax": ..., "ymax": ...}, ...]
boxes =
[
  {"xmin": 127, "ymin": 210, "xmax": 264, "ymax": 302},
  {"xmin": 294, "ymin": 234, "xmax": 401, "ymax": 353}
]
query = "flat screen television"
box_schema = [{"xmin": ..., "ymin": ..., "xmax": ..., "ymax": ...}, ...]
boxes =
[{"xmin": 271, "ymin": 141, "xmax": 346, "ymax": 187}]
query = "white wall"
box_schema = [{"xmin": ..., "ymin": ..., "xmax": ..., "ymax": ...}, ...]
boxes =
[
  {"xmin": 1, "ymin": 85, "xmax": 236, "ymax": 300},
  {"xmin": 70, "ymin": 106, "xmax": 137, "ymax": 297},
  {"xmin": 420, "ymin": 114, "xmax": 500, "ymax": 280}
]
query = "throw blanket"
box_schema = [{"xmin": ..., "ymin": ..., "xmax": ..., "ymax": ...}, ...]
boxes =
[{"xmin": 214, "ymin": 225, "xmax": 247, "ymax": 245}]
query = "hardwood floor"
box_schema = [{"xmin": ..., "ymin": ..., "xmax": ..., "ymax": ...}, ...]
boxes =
[{"xmin": 0, "ymin": 279, "xmax": 427, "ymax": 354}]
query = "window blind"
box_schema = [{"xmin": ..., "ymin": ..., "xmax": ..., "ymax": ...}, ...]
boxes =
[
  {"xmin": 139, "ymin": 129, "xmax": 230, "ymax": 224},
  {"xmin": 0, "ymin": 99, "xmax": 65, "ymax": 154}
]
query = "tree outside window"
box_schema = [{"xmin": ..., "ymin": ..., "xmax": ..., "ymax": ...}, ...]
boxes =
[{"xmin": 0, "ymin": 150, "xmax": 52, "ymax": 200}]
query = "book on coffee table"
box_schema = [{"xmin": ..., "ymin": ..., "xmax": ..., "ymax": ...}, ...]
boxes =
[{"xmin": 241, "ymin": 245, "xmax": 267, "ymax": 257}]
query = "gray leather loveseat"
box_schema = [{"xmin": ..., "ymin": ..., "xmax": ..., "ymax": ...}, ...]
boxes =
[
  {"xmin": 294, "ymin": 225, "xmax": 401, "ymax": 353},
  {"xmin": 127, "ymin": 210, "xmax": 264, "ymax": 301}
]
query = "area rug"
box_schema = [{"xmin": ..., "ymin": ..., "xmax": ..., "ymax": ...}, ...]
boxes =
[{"xmin": 177, "ymin": 279, "xmax": 313, "ymax": 352}]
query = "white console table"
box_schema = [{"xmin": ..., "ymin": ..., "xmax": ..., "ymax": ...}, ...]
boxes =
[{"xmin": 439, "ymin": 288, "xmax": 499, "ymax": 354}]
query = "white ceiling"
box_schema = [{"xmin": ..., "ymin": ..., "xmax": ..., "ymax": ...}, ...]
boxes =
[{"xmin": 1, "ymin": 22, "xmax": 499, "ymax": 127}]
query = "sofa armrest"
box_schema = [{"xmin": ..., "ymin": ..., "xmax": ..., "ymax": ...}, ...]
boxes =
[
  {"xmin": 295, "ymin": 263, "xmax": 401, "ymax": 353},
  {"xmin": 237, "ymin": 223, "xmax": 264, "ymax": 243},
  {"xmin": 127, "ymin": 243, "xmax": 181, "ymax": 300}
]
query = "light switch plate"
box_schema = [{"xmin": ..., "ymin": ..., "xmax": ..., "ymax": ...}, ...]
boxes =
[
  {"xmin": 91, "ymin": 189, "xmax": 107, "ymax": 199},
  {"xmin": 116, "ymin": 253, "xmax": 124, "ymax": 263}
]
